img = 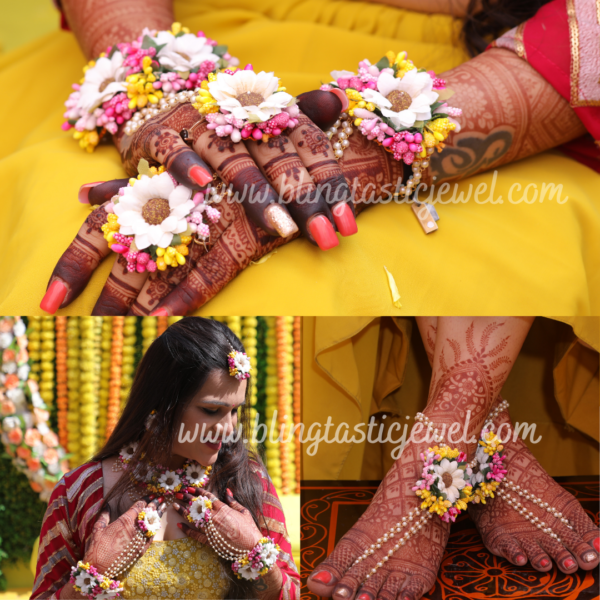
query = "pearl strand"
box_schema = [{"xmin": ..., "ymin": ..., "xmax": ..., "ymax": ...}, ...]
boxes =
[
  {"xmin": 104, "ymin": 529, "xmax": 147, "ymax": 579},
  {"xmin": 123, "ymin": 89, "xmax": 199, "ymax": 136},
  {"xmin": 205, "ymin": 518, "xmax": 247, "ymax": 561},
  {"xmin": 326, "ymin": 113, "xmax": 354, "ymax": 159}
]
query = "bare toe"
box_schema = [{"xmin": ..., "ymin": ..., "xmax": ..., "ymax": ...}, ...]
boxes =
[
  {"xmin": 517, "ymin": 537, "xmax": 552, "ymax": 571},
  {"xmin": 538, "ymin": 536, "xmax": 578, "ymax": 573},
  {"xmin": 376, "ymin": 574, "xmax": 408, "ymax": 600},
  {"xmin": 397, "ymin": 575, "xmax": 430, "ymax": 600}
]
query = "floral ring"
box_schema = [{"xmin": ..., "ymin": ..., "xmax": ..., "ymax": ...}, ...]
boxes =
[
  {"xmin": 194, "ymin": 64, "xmax": 299, "ymax": 143},
  {"xmin": 186, "ymin": 495, "xmax": 213, "ymax": 529},
  {"xmin": 137, "ymin": 505, "xmax": 161, "ymax": 538}
]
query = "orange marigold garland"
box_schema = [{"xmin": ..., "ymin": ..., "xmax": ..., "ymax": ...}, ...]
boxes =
[
  {"xmin": 106, "ymin": 317, "xmax": 124, "ymax": 440},
  {"xmin": 157, "ymin": 316, "xmax": 169, "ymax": 336},
  {"xmin": 55, "ymin": 316, "xmax": 68, "ymax": 449}
]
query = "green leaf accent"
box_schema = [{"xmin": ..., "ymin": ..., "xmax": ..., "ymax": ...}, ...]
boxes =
[
  {"xmin": 171, "ymin": 234, "xmax": 182, "ymax": 246},
  {"xmin": 213, "ymin": 45, "xmax": 228, "ymax": 57},
  {"xmin": 141, "ymin": 35, "xmax": 157, "ymax": 50},
  {"xmin": 375, "ymin": 56, "xmax": 390, "ymax": 70},
  {"xmin": 107, "ymin": 45, "xmax": 119, "ymax": 59}
]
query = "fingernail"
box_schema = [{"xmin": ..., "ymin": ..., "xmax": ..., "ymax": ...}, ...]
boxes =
[
  {"xmin": 175, "ymin": 493, "xmax": 184, "ymax": 500},
  {"xmin": 149, "ymin": 494, "xmax": 156, "ymax": 500},
  {"xmin": 308, "ymin": 215, "xmax": 339, "ymax": 250},
  {"xmin": 40, "ymin": 280, "xmax": 67, "ymax": 314},
  {"xmin": 177, "ymin": 522, "xmax": 182, "ymax": 529},
  {"xmin": 515, "ymin": 554, "xmax": 526, "ymax": 565},
  {"xmin": 190, "ymin": 165, "xmax": 213, "ymax": 187},
  {"xmin": 594, "ymin": 538, "xmax": 600, "ymax": 552},
  {"xmin": 540, "ymin": 559, "xmax": 550, "ymax": 567},
  {"xmin": 328, "ymin": 88, "xmax": 349, "ymax": 112},
  {"xmin": 78, "ymin": 181, "xmax": 104, "ymax": 204},
  {"xmin": 186, "ymin": 487, "xmax": 197, "ymax": 494},
  {"xmin": 332, "ymin": 202, "xmax": 357, "ymax": 237},
  {"xmin": 264, "ymin": 204, "xmax": 299, "ymax": 238},
  {"xmin": 564, "ymin": 558, "xmax": 576, "ymax": 569},
  {"xmin": 357, "ymin": 594, "xmax": 371, "ymax": 600},
  {"xmin": 227, "ymin": 488, "xmax": 233, "ymax": 496},
  {"xmin": 157, "ymin": 497, "xmax": 164, "ymax": 504},
  {"xmin": 334, "ymin": 586, "xmax": 350, "ymax": 598},
  {"xmin": 583, "ymin": 551, "xmax": 597, "ymax": 563},
  {"xmin": 310, "ymin": 571, "xmax": 333, "ymax": 584},
  {"xmin": 173, "ymin": 503, "xmax": 180, "ymax": 510},
  {"xmin": 150, "ymin": 308, "xmax": 169, "ymax": 316}
]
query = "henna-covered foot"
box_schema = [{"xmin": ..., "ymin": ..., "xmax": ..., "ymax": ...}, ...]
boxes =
[
  {"xmin": 307, "ymin": 437, "xmax": 450, "ymax": 600},
  {"xmin": 470, "ymin": 402, "xmax": 600, "ymax": 574}
]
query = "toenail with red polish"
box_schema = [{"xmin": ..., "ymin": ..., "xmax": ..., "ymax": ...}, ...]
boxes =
[
  {"xmin": 594, "ymin": 538, "xmax": 600, "ymax": 552},
  {"xmin": 310, "ymin": 571, "xmax": 333, "ymax": 584},
  {"xmin": 357, "ymin": 594, "xmax": 371, "ymax": 600},
  {"xmin": 564, "ymin": 559, "xmax": 576, "ymax": 569},
  {"xmin": 540, "ymin": 559, "xmax": 550, "ymax": 567},
  {"xmin": 515, "ymin": 554, "xmax": 526, "ymax": 564}
]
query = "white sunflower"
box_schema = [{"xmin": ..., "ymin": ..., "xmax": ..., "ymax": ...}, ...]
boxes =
[
  {"xmin": 189, "ymin": 496, "xmax": 212, "ymax": 522},
  {"xmin": 78, "ymin": 52, "xmax": 128, "ymax": 112},
  {"xmin": 208, "ymin": 70, "xmax": 293, "ymax": 123},
  {"xmin": 158, "ymin": 469, "xmax": 181, "ymax": 491},
  {"xmin": 232, "ymin": 351, "xmax": 251, "ymax": 375},
  {"xmin": 153, "ymin": 31, "xmax": 220, "ymax": 72},
  {"xmin": 141, "ymin": 506, "xmax": 162, "ymax": 535},
  {"xmin": 75, "ymin": 571, "xmax": 97, "ymax": 594},
  {"xmin": 114, "ymin": 172, "xmax": 195, "ymax": 250},
  {"xmin": 362, "ymin": 69, "xmax": 439, "ymax": 129},
  {"xmin": 432, "ymin": 458, "xmax": 466, "ymax": 503},
  {"xmin": 185, "ymin": 463, "xmax": 208, "ymax": 485}
]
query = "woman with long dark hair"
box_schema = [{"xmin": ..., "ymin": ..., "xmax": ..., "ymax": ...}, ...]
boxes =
[{"xmin": 32, "ymin": 317, "xmax": 299, "ymax": 600}]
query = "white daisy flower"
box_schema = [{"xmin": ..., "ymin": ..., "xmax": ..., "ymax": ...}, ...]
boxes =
[
  {"xmin": 189, "ymin": 496, "xmax": 211, "ymax": 522},
  {"xmin": 78, "ymin": 52, "xmax": 128, "ymax": 112},
  {"xmin": 432, "ymin": 458, "xmax": 466, "ymax": 503},
  {"xmin": 158, "ymin": 469, "xmax": 181, "ymax": 491},
  {"xmin": 233, "ymin": 352, "xmax": 251, "ymax": 375},
  {"xmin": 185, "ymin": 463, "xmax": 208, "ymax": 485},
  {"xmin": 261, "ymin": 540, "xmax": 280, "ymax": 563},
  {"xmin": 362, "ymin": 69, "xmax": 438, "ymax": 129},
  {"xmin": 208, "ymin": 70, "xmax": 293, "ymax": 123},
  {"xmin": 120, "ymin": 441, "xmax": 138, "ymax": 461},
  {"xmin": 237, "ymin": 563, "xmax": 262, "ymax": 580},
  {"xmin": 114, "ymin": 172, "xmax": 195, "ymax": 250},
  {"xmin": 154, "ymin": 32, "xmax": 220, "ymax": 73},
  {"xmin": 75, "ymin": 571, "xmax": 97, "ymax": 593},
  {"xmin": 141, "ymin": 506, "xmax": 162, "ymax": 535}
]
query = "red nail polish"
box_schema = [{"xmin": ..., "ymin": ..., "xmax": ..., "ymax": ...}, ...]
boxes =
[
  {"xmin": 515, "ymin": 554, "xmax": 526, "ymax": 564},
  {"xmin": 150, "ymin": 308, "xmax": 169, "ymax": 317},
  {"xmin": 186, "ymin": 487, "xmax": 197, "ymax": 494},
  {"xmin": 308, "ymin": 215, "xmax": 339, "ymax": 250},
  {"xmin": 149, "ymin": 494, "xmax": 156, "ymax": 500},
  {"xmin": 78, "ymin": 181, "xmax": 104, "ymax": 204},
  {"xmin": 594, "ymin": 538, "xmax": 600, "ymax": 552},
  {"xmin": 40, "ymin": 280, "xmax": 67, "ymax": 314},
  {"xmin": 310, "ymin": 571, "xmax": 332, "ymax": 584},
  {"xmin": 177, "ymin": 522, "xmax": 182, "ymax": 529},
  {"xmin": 357, "ymin": 594, "xmax": 371, "ymax": 600},
  {"xmin": 564, "ymin": 558, "xmax": 576, "ymax": 569},
  {"xmin": 540, "ymin": 558, "xmax": 550, "ymax": 567},
  {"xmin": 157, "ymin": 497, "xmax": 164, "ymax": 504},
  {"xmin": 332, "ymin": 202, "xmax": 357, "ymax": 237},
  {"xmin": 175, "ymin": 493, "xmax": 184, "ymax": 500},
  {"xmin": 190, "ymin": 165, "xmax": 213, "ymax": 187},
  {"xmin": 227, "ymin": 488, "xmax": 233, "ymax": 496}
]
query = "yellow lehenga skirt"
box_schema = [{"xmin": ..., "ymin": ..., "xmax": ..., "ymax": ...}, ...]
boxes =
[{"xmin": 0, "ymin": 0, "xmax": 599, "ymax": 315}]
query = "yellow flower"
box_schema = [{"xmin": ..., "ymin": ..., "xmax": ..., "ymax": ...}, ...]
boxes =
[
  {"xmin": 169, "ymin": 22, "xmax": 190, "ymax": 35},
  {"xmin": 73, "ymin": 129, "xmax": 100, "ymax": 153},
  {"xmin": 193, "ymin": 88, "xmax": 218, "ymax": 115},
  {"xmin": 126, "ymin": 57, "xmax": 163, "ymax": 110}
]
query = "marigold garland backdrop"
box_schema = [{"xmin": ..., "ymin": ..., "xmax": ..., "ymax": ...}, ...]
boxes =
[{"xmin": 0, "ymin": 315, "xmax": 301, "ymax": 592}]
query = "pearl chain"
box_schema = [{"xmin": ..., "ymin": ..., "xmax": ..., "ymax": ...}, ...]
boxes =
[
  {"xmin": 104, "ymin": 529, "xmax": 147, "ymax": 579},
  {"xmin": 326, "ymin": 113, "xmax": 354, "ymax": 159},
  {"xmin": 205, "ymin": 517, "xmax": 247, "ymax": 561},
  {"xmin": 123, "ymin": 89, "xmax": 199, "ymax": 137}
]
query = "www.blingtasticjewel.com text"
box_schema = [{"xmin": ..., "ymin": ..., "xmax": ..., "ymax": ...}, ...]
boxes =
[{"xmin": 180, "ymin": 410, "xmax": 542, "ymax": 460}]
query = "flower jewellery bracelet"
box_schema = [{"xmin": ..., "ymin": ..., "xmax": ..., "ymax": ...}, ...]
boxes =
[
  {"xmin": 350, "ymin": 400, "xmax": 507, "ymax": 583},
  {"xmin": 70, "ymin": 562, "xmax": 124, "ymax": 600},
  {"xmin": 322, "ymin": 51, "xmax": 463, "ymax": 234}
]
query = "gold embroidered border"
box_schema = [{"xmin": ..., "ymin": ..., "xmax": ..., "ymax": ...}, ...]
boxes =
[
  {"xmin": 514, "ymin": 22, "xmax": 527, "ymax": 60},
  {"xmin": 568, "ymin": 0, "xmax": 600, "ymax": 106}
]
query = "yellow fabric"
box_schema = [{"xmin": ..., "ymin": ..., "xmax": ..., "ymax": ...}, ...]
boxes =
[
  {"xmin": 302, "ymin": 316, "xmax": 600, "ymax": 480},
  {"xmin": 120, "ymin": 536, "xmax": 228, "ymax": 600},
  {"xmin": 0, "ymin": 1, "xmax": 599, "ymax": 314}
]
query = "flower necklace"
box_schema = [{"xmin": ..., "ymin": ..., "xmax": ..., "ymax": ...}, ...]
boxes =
[{"xmin": 114, "ymin": 441, "xmax": 212, "ymax": 505}]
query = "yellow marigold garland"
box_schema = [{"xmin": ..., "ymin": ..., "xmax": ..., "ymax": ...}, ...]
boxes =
[
  {"xmin": 141, "ymin": 317, "xmax": 158, "ymax": 355},
  {"xmin": 97, "ymin": 318, "xmax": 113, "ymax": 446},
  {"xmin": 78, "ymin": 317, "xmax": 99, "ymax": 464},
  {"xmin": 106, "ymin": 317, "xmax": 124, "ymax": 440},
  {"xmin": 27, "ymin": 317, "xmax": 41, "ymax": 383},
  {"xmin": 55, "ymin": 316, "xmax": 68, "ymax": 450},
  {"xmin": 292, "ymin": 316, "xmax": 301, "ymax": 493},
  {"xmin": 39, "ymin": 317, "xmax": 56, "ymax": 405},
  {"xmin": 121, "ymin": 317, "xmax": 137, "ymax": 411},
  {"xmin": 66, "ymin": 317, "xmax": 81, "ymax": 468},
  {"xmin": 264, "ymin": 318, "xmax": 282, "ymax": 492}
]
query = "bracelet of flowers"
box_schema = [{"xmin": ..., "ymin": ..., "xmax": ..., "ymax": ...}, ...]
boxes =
[
  {"xmin": 470, "ymin": 428, "xmax": 507, "ymax": 504},
  {"xmin": 63, "ymin": 22, "xmax": 239, "ymax": 152},
  {"xmin": 137, "ymin": 505, "xmax": 162, "ymax": 538},
  {"xmin": 70, "ymin": 561, "xmax": 123, "ymax": 600},
  {"xmin": 194, "ymin": 64, "xmax": 299, "ymax": 143},
  {"xmin": 0, "ymin": 317, "xmax": 69, "ymax": 503},
  {"xmin": 232, "ymin": 537, "xmax": 280, "ymax": 581},
  {"xmin": 100, "ymin": 161, "xmax": 222, "ymax": 273},
  {"xmin": 321, "ymin": 51, "xmax": 462, "ymax": 166},
  {"xmin": 186, "ymin": 495, "xmax": 213, "ymax": 529}
]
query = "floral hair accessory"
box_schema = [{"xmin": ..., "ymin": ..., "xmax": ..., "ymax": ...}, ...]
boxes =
[
  {"xmin": 227, "ymin": 349, "xmax": 251, "ymax": 380},
  {"xmin": 232, "ymin": 537, "xmax": 280, "ymax": 580},
  {"xmin": 137, "ymin": 506, "xmax": 161, "ymax": 538},
  {"xmin": 194, "ymin": 65, "xmax": 300, "ymax": 143},
  {"xmin": 100, "ymin": 164, "xmax": 222, "ymax": 272},
  {"xmin": 323, "ymin": 51, "xmax": 462, "ymax": 205},
  {"xmin": 63, "ymin": 23, "xmax": 239, "ymax": 151},
  {"xmin": 186, "ymin": 495, "xmax": 213, "ymax": 529},
  {"xmin": 70, "ymin": 561, "xmax": 123, "ymax": 600}
]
